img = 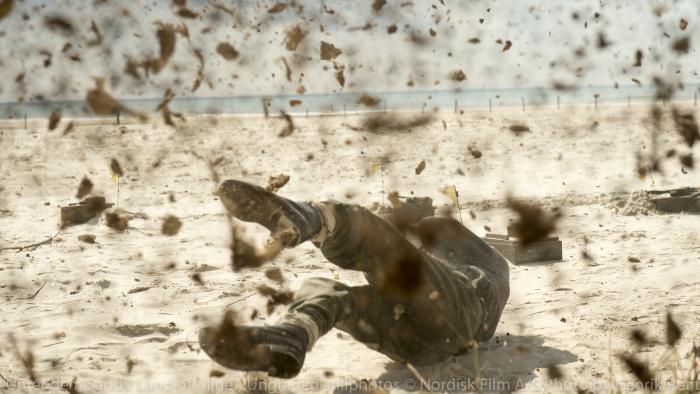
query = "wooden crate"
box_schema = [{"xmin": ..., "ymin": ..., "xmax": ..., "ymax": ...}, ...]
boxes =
[
  {"xmin": 483, "ymin": 233, "xmax": 562, "ymax": 264},
  {"xmin": 649, "ymin": 187, "xmax": 700, "ymax": 214},
  {"xmin": 60, "ymin": 196, "xmax": 113, "ymax": 227}
]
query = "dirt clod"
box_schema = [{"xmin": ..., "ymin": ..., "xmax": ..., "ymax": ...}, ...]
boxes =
[{"xmin": 161, "ymin": 215, "xmax": 182, "ymax": 236}]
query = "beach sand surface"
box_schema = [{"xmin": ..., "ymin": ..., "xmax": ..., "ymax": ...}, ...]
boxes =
[{"xmin": 1, "ymin": 104, "xmax": 699, "ymax": 393}]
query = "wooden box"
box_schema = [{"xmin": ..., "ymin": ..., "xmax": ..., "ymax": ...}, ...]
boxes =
[
  {"xmin": 60, "ymin": 196, "xmax": 113, "ymax": 227},
  {"xmin": 649, "ymin": 187, "xmax": 699, "ymax": 214},
  {"xmin": 483, "ymin": 233, "xmax": 562, "ymax": 264}
]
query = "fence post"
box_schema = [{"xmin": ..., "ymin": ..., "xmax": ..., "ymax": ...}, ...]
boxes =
[
  {"xmin": 695, "ymin": 90, "xmax": 697, "ymax": 107},
  {"xmin": 117, "ymin": 111, "xmax": 120, "ymax": 125},
  {"xmin": 521, "ymin": 97, "xmax": 525, "ymax": 112},
  {"xmin": 343, "ymin": 104, "xmax": 346, "ymax": 117},
  {"xmin": 24, "ymin": 113, "xmax": 27, "ymax": 129},
  {"xmin": 262, "ymin": 98, "xmax": 269, "ymax": 118},
  {"xmin": 454, "ymin": 99, "xmax": 457, "ymax": 114},
  {"xmin": 306, "ymin": 108, "xmax": 309, "ymax": 118},
  {"xmin": 594, "ymin": 94, "xmax": 599, "ymax": 110},
  {"xmin": 489, "ymin": 98, "xmax": 492, "ymax": 113},
  {"xmin": 557, "ymin": 96, "xmax": 560, "ymax": 110}
]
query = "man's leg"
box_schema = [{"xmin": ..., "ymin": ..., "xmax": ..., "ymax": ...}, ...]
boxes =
[
  {"xmin": 294, "ymin": 202, "xmax": 487, "ymax": 364},
  {"xmin": 411, "ymin": 216, "xmax": 510, "ymax": 341},
  {"xmin": 281, "ymin": 277, "xmax": 382, "ymax": 352},
  {"xmin": 282, "ymin": 276, "xmax": 479, "ymax": 366},
  {"xmin": 201, "ymin": 180, "xmax": 488, "ymax": 376}
]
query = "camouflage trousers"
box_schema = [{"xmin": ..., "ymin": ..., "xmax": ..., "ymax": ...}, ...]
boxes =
[{"xmin": 285, "ymin": 202, "xmax": 510, "ymax": 365}]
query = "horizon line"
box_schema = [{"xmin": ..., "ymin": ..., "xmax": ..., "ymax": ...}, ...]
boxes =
[{"xmin": 2, "ymin": 83, "xmax": 697, "ymax": 106}]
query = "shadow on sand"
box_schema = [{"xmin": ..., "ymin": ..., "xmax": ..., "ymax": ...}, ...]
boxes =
[{"xmin": 333, "ymin": 335, "xmax": 577, "ymax": 393}]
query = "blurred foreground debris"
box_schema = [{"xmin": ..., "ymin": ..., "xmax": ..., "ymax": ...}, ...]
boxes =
[{"xmin": 376, "ymin": 196, "xmax": 435, "ymax": 232}]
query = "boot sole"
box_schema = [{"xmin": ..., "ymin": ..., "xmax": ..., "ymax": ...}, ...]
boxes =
[
  {"xmin": 199, "ymin": 326, "xmax": 304, "ymax": 378},
  {"xmin": 219, "ymin": 180, "xmax": 289, "ymax": 232}
]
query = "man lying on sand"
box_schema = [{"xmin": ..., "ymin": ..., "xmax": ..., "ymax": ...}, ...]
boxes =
[{"xmin": 199, "ymin": 179, "xmax": 510, "ymax": 378}]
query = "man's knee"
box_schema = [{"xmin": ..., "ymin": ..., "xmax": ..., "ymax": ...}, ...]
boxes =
[{"xmin": 294, "ymin": 277, "xmax": 349, "ymax": 303}]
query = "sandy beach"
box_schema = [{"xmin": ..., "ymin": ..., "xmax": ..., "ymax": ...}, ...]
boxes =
[{"xmin": 1, "ymin": 103, "xmax": 699, "ymax": 393}]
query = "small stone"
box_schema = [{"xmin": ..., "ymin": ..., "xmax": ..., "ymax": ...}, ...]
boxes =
[{"xmin": 78, "ymin": 234, "xmax": 96, "ymax": 244}]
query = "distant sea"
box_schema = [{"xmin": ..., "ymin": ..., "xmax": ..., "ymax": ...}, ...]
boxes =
[{"xmin": 1, "ymin": 84, "xmax": 698, "ymax": 119}]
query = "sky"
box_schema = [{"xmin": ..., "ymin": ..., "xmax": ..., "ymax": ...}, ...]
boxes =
[{"xmin": 0, "ymin": 0, "xmax": 698, "ymax": 102}]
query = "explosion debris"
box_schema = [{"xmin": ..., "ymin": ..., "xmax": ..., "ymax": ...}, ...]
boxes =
[
  {"xmin": 634, "ymin": 50, "xmax": 643, "ymax": 67},
  {"xmin": 284, "ymin": 24, "xmax": 306, "ymax": 50},
  {"xmin": 177, "ymin": 8, "xmax": 198, "ymax": 18},
  {"xmin": 264, "ymin": 267, "xmax": 285, "ymax": 283},
  {"xmin": 256, "ymin": 285, "xmax": 294, "ymax": 313},
  {"xmin": 281, "ymin": 57, "xmax": 292, "ymax": 82},
  {"xmin": 320, "ymin": 41, "xmax": 342, "ymax": 60},
  {"xmin": 88, "ymin": 20, "xmax": 102, "ymax": 46},
  {"xmin": 105, "ymin": 210, "xmax": 129, "ymax": 231},
  {"xmin": 216, "ymin": 42, "xmax": 239, "ymax": 60},
  {"xmin": 86, "ymin": 78, "xmax": 144, "ymax": 120},
  {"xmin": 191, "ymin": 48, "xmax": 205, "ymax": 92},
  {"xmin": 78, "ymin": 234, "xmax": 96, "ymax": 244},
  {"xmin": 507, "ymin": 198, "xmax": 560, "ymax": 245},
  {"xmin": 268, "ymin": 3, "xmax": 287, "ymax": 14},
  {"xmin": 672, "ymin": 37, "xmax": 690, "ymax": 53},
  {"xmin": 359, "ymin": 113, "xmax": 433, "ymax": 133},
  {"xmin": 157, "ymin": 89, "xmax": 185, "ymax": 126},
  {"xmin": 509, "ymin": 124, "xmax": 530, "ymax": 134},
  {"xmin": 415, "ymin": 160, "xmax": 426, "ymax": 175},
  {"xmin": 332, "ymin": 62, "xmax": 346, "ymax": 87},
  {"xmin": 44, "ymin": 15, "xmax": 74, "ymax": 35},
  {"xmin": 468, "ymin": 147, "xmax": 482, "ymax": 158},
  {"xmin": 48, "ymin": 111, "xmax": 61, "ymax": 130},
  {"xmin": 666, "ymin": 312, "xmax": 681, "ymax": 346},
  {"xmin": 279, "ymin": 111, "xmax": 294, "ymax": 137},
  {"xmin": 619, "ymin": 354, "xmax": 658, "ymax": 391},
  {"xmin": 110, "ymin": 158, "xmax": 124, "ymax": 177},
  {"xmin": 358, "ymin": 93, "xmax": 381, "ymax": 107},
  {"xmin": 230, "ymin": 228, "xmax": 285, "ymax": 272},
  {"xmin": 161, "ymin": 215, "xmax": 182, "ymax": 236},
  {"xmin": 0, "ymin": 0, "xmax": 13, "ymax": 21},
  {"xmin": 8, "ymin": 334, "xmax": 39, "ymax": 385},
  {"xmin": 372, "ymin": 0, "xmax": 386, "ymax": 12},
  {"xmin": 450, "ymin": 69, "xmax": 467, "ymax": 82},
  {"xmin": 191, "ymin": 273, "xmax": 204, "ymax": 285},
  {"xmin": 76, "ymin": 177, "xmax": 93, "ymax": 199},
  {"xmin": 671, "ymin": 108, "xmax": 699, "ymax": 147},
  {"xmin": 266, "ymin": 174, "xmax": 290, "ymax": 192}
]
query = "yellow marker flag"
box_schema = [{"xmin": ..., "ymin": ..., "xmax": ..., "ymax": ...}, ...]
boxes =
[
  {"xmin": 370, "ymin": 161, "xmax": 381, "ymax": 176},
  {"xmin": 440, "ymin": 185, "xmax": 459, "ymax": 207},
  {"xmin": 111, "ymin": 174, "xmax": 119, "ymax": 183}
]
